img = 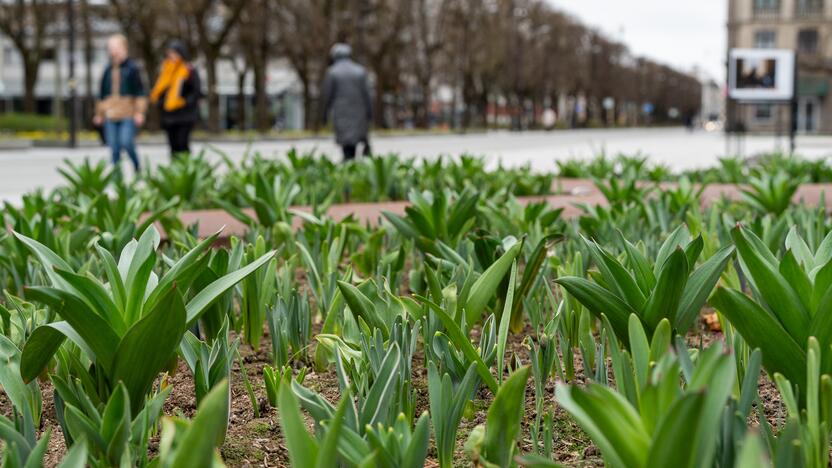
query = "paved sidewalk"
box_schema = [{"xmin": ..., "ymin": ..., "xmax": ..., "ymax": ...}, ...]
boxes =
[{"xmin": 3, "ymin": 127, "xmax": 832, "ymax": 204}]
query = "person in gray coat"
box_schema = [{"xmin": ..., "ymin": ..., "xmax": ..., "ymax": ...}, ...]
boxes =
[{"xmin": 321, "ymin": 43, "xmax": 373, "ymax": 161}]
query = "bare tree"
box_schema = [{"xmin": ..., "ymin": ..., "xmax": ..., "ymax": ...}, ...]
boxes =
[
  {"xmin": 79, "ymin": 0, "xmax": 96, "ymax": 121},
  {"xmin": 0, "ymin": 0, "xmax": 58, "ymax": 113},
  {"xmin": 237, "ymin": 0, "xmax": 275, "ymax": 132},
  {"xmin": 179, "ymin": 0, "xmax": 246, "ymax": 132},
  {"xmin": 272, "ymin": 0, "xmax": 343, "ymax": 131},
  {"xmin": 404, "ymin": 0, "xmax": 444, "ymax": 127},
  {"xmin": 346, "ymin": 0, "xmax": 411, "ymax": 128},
  {"xmin": 0, "ymin": 0, "xmax": 701, "ymax": 129}
]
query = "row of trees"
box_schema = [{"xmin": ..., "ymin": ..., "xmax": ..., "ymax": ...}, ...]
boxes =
[{"xmin": 0, "ymin": 0, "xmax": 702, "ymax": 132}]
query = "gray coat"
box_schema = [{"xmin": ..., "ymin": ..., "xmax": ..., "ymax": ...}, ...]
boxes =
[{"xmin": 321, "ymin": 58, "xmax": 372, "ymax": 146}]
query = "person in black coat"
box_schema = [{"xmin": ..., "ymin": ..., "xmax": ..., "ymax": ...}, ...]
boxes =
[
  {"xmin": 321, "ymin": 43, "xmax": 373, "ymax": 161},
  {"xmin": 150, "ymin": 41, "xmax": 202, "ymax": 157}
]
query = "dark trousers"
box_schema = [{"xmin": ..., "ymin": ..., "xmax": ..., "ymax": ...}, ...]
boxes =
[
  {"xmin": 164, "ymin": 123, "xmax": 194, "ymax": 157},
  {"xmin": 342, "ymin": 138, "xmax": 372, "ymax": 161}
]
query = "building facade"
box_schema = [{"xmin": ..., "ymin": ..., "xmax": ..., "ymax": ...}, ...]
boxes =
[{"xmin": 727, "ymin": 0, "xmax": 832, "ymax": 133}]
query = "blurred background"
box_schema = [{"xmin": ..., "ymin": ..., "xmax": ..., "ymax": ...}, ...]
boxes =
[
  {"xmin": 0, "ymin": 0, "xmax": 828, "ymax": 140},
  {"xmin": 0, "ymin": 0, "xmax": 711, "ymax": 137}
]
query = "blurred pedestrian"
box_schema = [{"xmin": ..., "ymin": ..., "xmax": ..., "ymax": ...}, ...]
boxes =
[
  {"xmin": 93, "ymin": 34, "xmax": 146, "ymax": 173},
  {"xmin": 542, "ymin": 108, "xmax": 557, "ymax": 130},
  {"xmin": 321, "ymin": 43, "xmax": 373, "ymax": 162},
  {"xmin": 150, "ymin": 40, "xmax": 202, "ymax": 158},
  {"xmin": 685, "ymin": 111, "xmax": 696, "ymax": 132}
]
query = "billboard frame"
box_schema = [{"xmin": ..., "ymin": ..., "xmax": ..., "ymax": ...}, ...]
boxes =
[{"xmin": 726, "ymin": 48, "xmax": 799, "ymax": 155}]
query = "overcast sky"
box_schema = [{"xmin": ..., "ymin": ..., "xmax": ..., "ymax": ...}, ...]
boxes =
[{"xmin": 547, "ymin": 0, "xmax": 727, "ymax": 82}]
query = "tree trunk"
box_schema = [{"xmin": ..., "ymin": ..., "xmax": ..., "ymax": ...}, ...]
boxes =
[
  {"xmin": 478, "ymin": 91, "xmax": 490, "ymax": 129},
  {"xmin": 23, "ymin": 58, "xmax": 39, "ymax": 114},
  {"xmin": 418, "ymin": 80, "xmax": 431, "ymax": 129},
  {"xmin": 81, "ymin": 0, "xmax": 95, "ymax": 125},
  {"xmin": 373, "ymin": 87, "xmax": 384, "ymax": 128},
  {"xmin": 253, "ymin": 63, "xmax": 269, "ymax": 132},
  {"xmin": 300, "ymin": 78, "xmax": 314, "ymax": 131},
  {"xmin": 460, "ymin": 74, "xmax": 475, "ymax": 130},
  {"xmin": 236, "ymin": 69, "xmax": 247, "ymax": 130},
  {"xmin": 205, "ymin": 51, "xmax": 220, "ymax": 132},
  {"xmin": 254, "ymin": 0, "xmax": 270, "ymax": 133}
]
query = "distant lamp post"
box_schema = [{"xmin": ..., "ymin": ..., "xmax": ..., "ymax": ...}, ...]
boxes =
[{"xmin": 67, "ymin": 0, "xmax": 79, "ymax": 148}]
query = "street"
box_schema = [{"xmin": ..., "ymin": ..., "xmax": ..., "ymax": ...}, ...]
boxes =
[{"xmin": 2, "ymin": 127, "xmax": 831, "ymax": 203}]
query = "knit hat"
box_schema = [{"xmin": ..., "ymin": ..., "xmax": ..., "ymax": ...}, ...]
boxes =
[
  {"xmin": 167, "ymin": 40, "xmax": 190, "ymax": 60},
  {"xmin": 330, "ymin": 43, "xmax": 352, "ymax": 60}
]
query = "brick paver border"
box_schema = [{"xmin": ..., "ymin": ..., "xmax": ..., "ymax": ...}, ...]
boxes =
[{"xmin": 163, "ymin": 179, "xmax": 832, "ymax": 239}]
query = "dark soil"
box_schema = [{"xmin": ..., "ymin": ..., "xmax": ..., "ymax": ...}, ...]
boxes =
[{"xmin": 0, "ymin": 309, "xmax": 787, "ymax": 467}]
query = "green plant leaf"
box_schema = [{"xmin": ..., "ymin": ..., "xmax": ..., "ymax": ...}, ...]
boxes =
[
  {"xmin": 481, "ymin": 366, "xmax": 530, "ymax": 467},
  {"xmin": 675, "ymin": 245, "xmax": 734, "ymax": 331},
  {"xmin": 732, "ymin": 226, "xmax": 809, "ymax": 345},
  {"xmin": 421, "ymin": 298, "xmax": 498, "ymax": 392},
  {"xmin": 645, "ymin": 393, "xmax": 705, "ymax": 468},
  {"xmin": 95, "ymin": 242, "xmax": 127, "ymax": 313},
  {"xmin": 359, "ymin": 343, "xmax": 401, "ymax": 428},
  {"xmin": 654, "ymin": 225, "xmax": 690, "ymax": 275},
  {"xmin": 710, "ymin": 287, "xmax": 806, "ymax": 386},
  {"xmin": 585, "ymin": 239, "xmax": 646, "ymax": 311},
  {"xmin": 619, "ymin": 234, "xmax": 656, "ymax": 293},
  {"xmin": 56, "ymin": 436, "xmax": 88, "ymax": 468},
  {"xmin": 465, "ymin": 241, "xmax": 523, "ymax": 325},
  {"xmin": 169, "ymin": 380, "xmax": 230, "ymax": 468},
  {"xmin": 278, "ymin": 378, "xmax": 318, "ymax": 466},
  {"xmin": 123, "ymin": 226, "xmax": 159, "ymax": 324},
  {"xmin": 111, "ymin": 286, "xmax": 186, "ymax": 414},
  {"xmin": 337, "ymin": 280, "xmax": 389, "ymax": 338},
  {"xmin": 628, "ymin": 314, "xmax": 650, "ymax": 395},
  {"xmin": 557, "ymin": 383, "xmax": 649, "ymax": 468},
  {"xmin": 497, "ymin": 261, "xmax": 517, "ymax": 384},
  {"xmin": 0, "ymin": 335, "xmax": 40, "ymax": 431},
  {"xmin": 100, "ymin": 384, "xmax": 131, "ymax": 464},
  {"xmin": 23, "ymin": 286, "xmax": 120, "ymax": 372},
  {"xmin": 12, "ymin": 231, "xmax": 75, "ymax": 292},
  {"xmin": 555, "ymin": 276, "xmax": 639, "ymax": 346},
  {"xmin": 510, "ymin": 234, "xmax": 562, "ymax": 332},
  {"xmin": 144, "ymin": 229, "xmax": 222, "ymax": 312},
  {"xmin": 185, "ymin": 250, "xmax": 276, "ymax": 324},
  {"xmin": 316, "ymin": 394, "xmax": 350, "ymax": 468},
  {"xmin": 402, "ymin": 412, "xmax": 431, "ymax": 468},
  {"xmin": 53, "ymin": 268, "xmax": 125, "ymax": 335},
  {"xmin": 641, "ymin": 248, "xmax": 688, "ymax": 330},
  {"xmin": 20, "ymin": 322, "xmax": 90, "ymax": 382}
]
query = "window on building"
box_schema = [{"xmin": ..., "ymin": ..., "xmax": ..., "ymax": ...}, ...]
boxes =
[
  {"xmin": 41, "ymin": 48, "xmax": 57, "ymax": 61},
  {"xmin": 755, "ymin": 104, "xmax": 774, "ymax": 121},
  {"xmin": 755, "ymin": 0, "xmax": 779, "ymax": 8},
  {"xmin": 754, "ymin": 30, "xmax": 777, "ymax": 49},
  {"xmin": 795, "ymin": 0, "xmax": 824, "ymax": 17},
  {"xmin": 3, "ymin": 46, "xmax": 17, "ymax": 65},
  {"xmin": 754, "ymin": 0, "xmax": 780, "ymax": 16},
  {"xmin": 798, "ymin": 29, "xmax": 819, "ymax": 53}
]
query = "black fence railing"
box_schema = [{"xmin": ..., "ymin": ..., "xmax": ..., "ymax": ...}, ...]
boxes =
[
  {"xmin": 794, "ymin": 3, "xmax": 824, "ymax": 17},
  {"xmin": 753, "ymin": 6, "xmax": 781, "ymax": 19}
]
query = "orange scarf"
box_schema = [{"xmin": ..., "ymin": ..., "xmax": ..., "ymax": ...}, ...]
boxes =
[{"xmin": 150, "ymin": 58, "xmax": 189, "ymax": 112}]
